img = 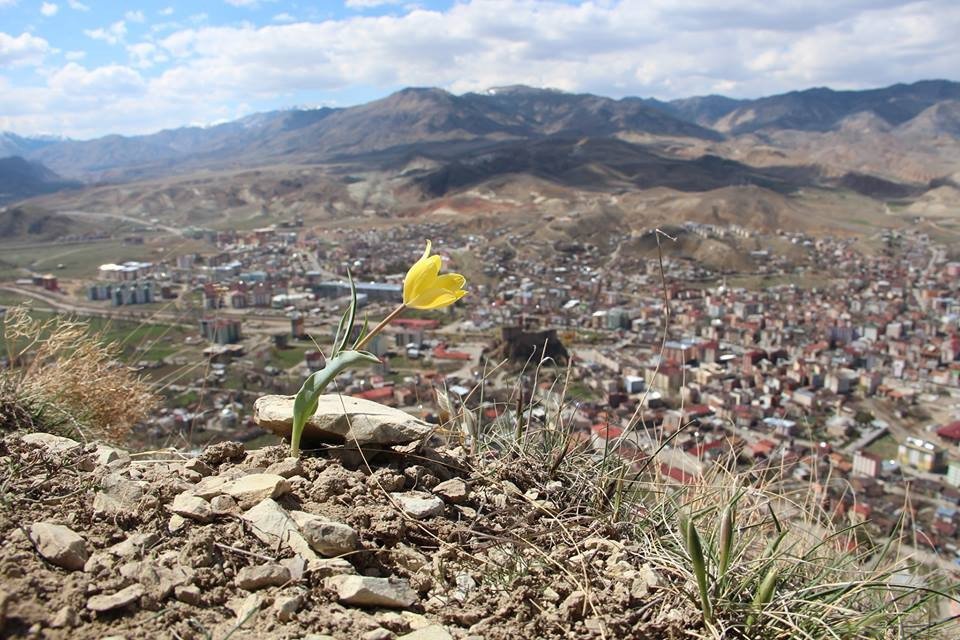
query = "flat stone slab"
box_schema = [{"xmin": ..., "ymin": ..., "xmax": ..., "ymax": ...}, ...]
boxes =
[
  {"xmin": 253, "ymin": 394, "xmax": 432, "ymax": 447},
  {"xmin": 223, "ymin": 474, "xmax": 291, "ymax": 510},
  {"xmin": 29, "ymin": 522, "xmax": 88, "ymax": 571},
  {"xmin": 394, "ymin": 493, "xmax": 444, "ymax": 519},
  {"xmin": 87, "ymin": 584, "xmax": 144, "ymax": 612},
  {"xmin": 326, "ymin": 575, "xmax": 417, "ymax": 609}
]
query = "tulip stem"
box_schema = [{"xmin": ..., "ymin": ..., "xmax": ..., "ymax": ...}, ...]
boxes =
[{"xmin": 355, "ymin": 303, "xmax": 407, "ymax": 351}]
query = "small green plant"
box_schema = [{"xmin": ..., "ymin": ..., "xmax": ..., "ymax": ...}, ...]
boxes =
[{"xmin": 289, "ymin": 240, "xmax": 466, "ymax": 457}]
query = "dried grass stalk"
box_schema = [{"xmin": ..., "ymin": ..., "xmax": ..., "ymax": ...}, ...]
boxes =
[{"xmin": 1, "ymin": 305, "xmax": 157, "ymax": 443}]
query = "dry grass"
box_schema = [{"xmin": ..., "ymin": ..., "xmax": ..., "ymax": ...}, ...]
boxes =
[
  {"xmin": 425, "ymin": 338, "xmax": 959, "ymax": 639},
  {"xmin": 1, "ymin": 304, "xmax": 157, "ymax": 443}
]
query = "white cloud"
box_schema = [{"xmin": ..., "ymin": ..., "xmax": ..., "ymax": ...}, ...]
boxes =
[
  {"xmin": 138, "ymin": 1, "xmax": 960, "ymax": 103},
  {"xmin": 158, "ymin": 6, "xmax": 174, "ymax": 16},
  {"xmin": 272, "ymin": 12, "xmax": 295, "ymax": 23},
  {"xmin": 225, "ymin": 0, "xmax": 258, "ymax": 6},
  {"xmin": 4, "ymin": 0, "xmax": 960, "ymax": 138},
  {"xmin": 65, "ymin": 50, "xmax": 86, "ymax": 60},
  {"xmin": 47, "ymin": 62, "xmax": 146, "ymax": 97},
  {"xmin": 84, "ymin": 20, "xmax": 127, "ymax": 45},
  {"xmin": 346, "ymin": 0, "xmax": 402, "ymax": 8},
  {"xmin": 127, "ymin": 41, "xmax": 168, "ymax": 68},
  {"xmin": 0, "ymin": 31, "xmax": 49, "ymax": 66},
  {"xmin": 40, "ymin": 2, "xmax": 58, "ymax": 17},
  {"xmin": 125, "ymin": 10, "xmax": 146, "ymax": 23},
  {"xmin": 67, "ymin": 0, "xmax": 89, "ymax": 10}
]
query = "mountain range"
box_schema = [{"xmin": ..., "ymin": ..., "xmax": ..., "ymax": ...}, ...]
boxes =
[{"xmin": 2, "ymin": 79, "xmax": 959, "ymax": 234}]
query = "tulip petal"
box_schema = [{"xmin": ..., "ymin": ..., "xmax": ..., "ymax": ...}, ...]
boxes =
[
  {"xmin": 408, "ymin": 288, "xmax": 467, "ymax": 310},
  {"xmin": 403, "ymin": 254, "xmax": 441, "ymax": 303},
  {"xmin": 434, "ymin": 272, "xmax": 466, "ymax": 291}
]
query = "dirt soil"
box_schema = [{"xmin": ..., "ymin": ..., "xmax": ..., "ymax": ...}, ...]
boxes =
[{"xmin": 0, "ymin": 434, "xmax": 696, "ymax": 639}]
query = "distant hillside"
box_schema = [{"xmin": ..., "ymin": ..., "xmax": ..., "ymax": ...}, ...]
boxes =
[
  {"xmin": 7, "ymin": 79, "xmax": 960, "ymax": 233},
  {"xmin": 702, "ymin": 80, "xmax": 960, "ymax": 134},
  {"xmin": 407, "ymin": 136, "xmax": 811, "ymax": 197},
  {"xmin": 0, "ymin": 156, "xmax": 80, "ymax": 205},
  {"xmin": 0, "ymin": 132, "xmax": 61, "ymax": 158},
  {"xmin": 18, "ymin": 86, "xmax": 720, "ymax": 178},
  {"xmin": 0, "ymin": 206, "xmax": 98, "ymax": 242}
]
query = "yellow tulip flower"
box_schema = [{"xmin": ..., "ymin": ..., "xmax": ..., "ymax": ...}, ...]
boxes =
[{"xmin": 403, "ymin": 240, "xmax": 467, "ymax": 310}]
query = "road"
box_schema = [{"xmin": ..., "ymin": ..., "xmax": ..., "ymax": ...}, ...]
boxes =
[
  {"xmin": 60, "ymin": 210, "xmax": 183, "ymax": 236},
  {"xmin": 0, "ymin": 284, "xmax": 295, "ymax": 336}
]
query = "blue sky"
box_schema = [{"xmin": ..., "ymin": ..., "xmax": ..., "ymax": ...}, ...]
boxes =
[{"xmin": 1, "ymin": 0, "xmax": 958, "ymax": 138}]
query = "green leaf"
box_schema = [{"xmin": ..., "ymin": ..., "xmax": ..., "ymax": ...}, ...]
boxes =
[
  {"xmin": 686, "ymin": 518, "xmax": 713, "ymax": 624},
  {"xmin": 289, "ymin": 349, "xmax": 382, "ymax": 457},
  {"xmin": 333, "ymin": 271, "xmax": 359, "ymax": 356},
  {"xmin": 352, "ymin": 314, "xmax": 370, "ymax": 351}
]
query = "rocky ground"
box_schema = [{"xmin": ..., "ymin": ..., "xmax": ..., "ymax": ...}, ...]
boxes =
[{"xmin": 0, "ymin": 429, "xmax": 695, "ymax": 640}]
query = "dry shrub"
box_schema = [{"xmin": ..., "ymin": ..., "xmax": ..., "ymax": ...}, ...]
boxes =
[{"xmin": 1, "ymin": 305, "xmax": 157, "ymax": 443}]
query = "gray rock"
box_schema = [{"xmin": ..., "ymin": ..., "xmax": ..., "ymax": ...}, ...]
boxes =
[
  {"xmin": 87, "ymin": 584, "xmax": 145, "ymax": 612},
  {"xmin": 398, "ymin": 626, "xmax": 455, "ymax": 640},
  {"xmin": 107, "ymin": 533, "xmax": 158, "ymax": 559},
  {"xmin": 175, "ymin": 585, "xmax": 202, "ymax": 605},
  {"xmin": 93, "ymin": 444, "xmax": 130, "ymax": 468},
  {"xmin": 235, "ymin": 563, "xmax": 291, "ymax": 590},
  {"xmin": 400, "ymin": 612, "xmax": 432, "ymax": 630},
  {"xmin": 21, "ymin": 432, "xmax": 81, "ymax": 455},
  {"xmin": 266, "ymin": 457, "xmax": 306, "ymax": 478},
  {"xmin": 223, "ymin": 473, "xmax": 291, "ymax": 509},
  {"xmin": 229, "ymin": 593, "xmax": 263, "ymax": 626},
  {"xmin": 94, "ymin": 473, "xmax": 147, "ymax": 517},
  {"xmin": 184, "ymin": 458, "xmax": 214, "ymax": 477},
  {"xmin": 83, "ymin": 552, "xmax": 113, "ymax": 574},
  {"xmin": 138, "ymin": 563, "xmax": 191, "ymax": 600},
  {"xmin": 561, "ymin": 590, "xmax": 588, "ymax": 621},
  {"xmin": 310, "ymin": 557, "xmax": 357, "ymax": 577},
  {"xmin": 394, "ymin": 493, "xmax": 444, "ymax": 519},
  {"xmin": 302, "ymin": 636, "xmax": 337, "ymax": 640},
  {"xmin": 273, "ymin": 592, "xmax": 303, "ymax": 621},
  {"xmin": 362, "ymin": 629, "xmax": 393, "ymax": 640},
  {"xmin": 281, "ymin": 555, "xmax": 308, "ymax": 581},
  {"xmin": 168, "ymin": 514, "xmax": 187, "ymax": 534},
  {"xmin": 118, "ymin": 561, "xmax": 141, "ymax": 581},
  {"xmin": 49, "ymin": 604, "xmax": 77, "ymax": 629},
  {"xmin": 327, "ymin": 575, "xmax": 417, "ymax": 609},
  {"xmin": 253, "ymin": 394, "xmax": 432, "ymax": 446},
  {"xmin": 432, "ymin": 478, "xmax": 469, "ymax": 504},
  {"xmin": 28, "ymin": 522, "xmax": 88, "ymax": 571},
  {"xmin": 190, "ymin": 474, "xmax": 234, "ymax": 500},
  {"xmin": 210, "ymin": 494, "xmax": 239, "ymax": 515},
  {"xmin": 291, "ymin": 511, "xmax": 358, "ymax": 556},
  {"xmin": 242, "ymin": 498, "xmax": 317, "ymax": 561},
  {"xmin": 170, "ymin": 493, "xmax": 214, "ymax": 522}
]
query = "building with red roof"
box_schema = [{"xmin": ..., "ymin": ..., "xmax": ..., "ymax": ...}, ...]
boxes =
[{"xmin": 937, "ymin": 421, "xmax": 960, "ymax": 446}]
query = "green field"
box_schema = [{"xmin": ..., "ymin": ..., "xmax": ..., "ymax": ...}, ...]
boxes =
[
  {"xmin": 0, "ymin": 236, "xmax": 215, "ymax": 281},
  {"xmin": 865, "ymin": 433, "xmax": 899, "ymax": 461},
  {"xmin": 268, "ymin": 345, "xmax": 310, "ymax": 370}
]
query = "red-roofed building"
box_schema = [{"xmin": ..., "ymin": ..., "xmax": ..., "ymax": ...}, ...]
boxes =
[
  {"xmin": 353, "ymin": 386, "xmax": 396, "ymax": 405},
  {"xmin": 660, "ymin": 464, "xmax": 697, "ymax": 485},
  {"xmin": 937, "ymin": 421, "xmax": 960, "ymax": 446},
  {"xmin": 434, "ymin": 344, "xmax": 471, "ymax": 360},
  {"xmin": 591, "ymin": 423, "xmax": 624, "ymax": 441},
  {"xmin": 393, "ymin": 318, "xmax": 440, "ymax": 330}
]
